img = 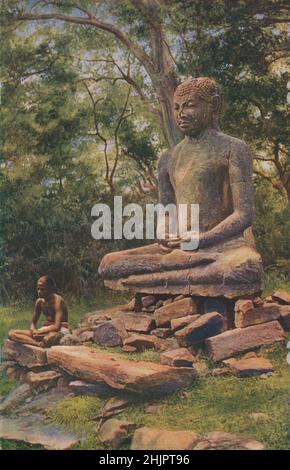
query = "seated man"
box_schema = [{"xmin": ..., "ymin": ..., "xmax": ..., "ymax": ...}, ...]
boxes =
[
  {"xmin": 99, "ymin": 77, "xmax": 263, "ymax": 299},
  {"xmin": 9, "ymin": 276, "xmax": 69, "ymax": 347}
]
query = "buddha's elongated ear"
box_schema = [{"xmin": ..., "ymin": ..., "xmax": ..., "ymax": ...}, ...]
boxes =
[{"xmin": 211, "ymin": 95, "xmax": 221, "ymax": 113}]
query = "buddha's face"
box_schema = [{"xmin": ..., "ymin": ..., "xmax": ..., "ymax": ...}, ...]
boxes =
[{"xmin": 174, "ymin": 92, "xmax": 213, "ymax": 137}]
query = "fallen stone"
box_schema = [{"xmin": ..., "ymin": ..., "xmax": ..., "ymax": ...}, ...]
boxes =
[
  {"xmin": 123, "ymin": 334, "xmax": 159, "ymax": 351},
  {"xmin": 142, "ymin": 305, "xmax": 155, "ymax": 313},
  {"xmin": 163, "ymin": 298, "xmax": 173, "ymax": 306},
  {"xmin": 141, "ymin": 295, "xmax": 156, "ymax": 308},
  {"xmin": 154, "ymin": 298, "xmax": 197, "ymax": 327},
  {"xmin": 157, "ymin": 337, "xmax": 180, "ymax": 352},
  {"xmin": 205, "ymin": 321, "xmax": 285, "ymax": 361},
  {"xmin": 2, "ymin": 340, "xmax": 47, "ymax": 368},
  {"xmin": 278, "ymin": 305, "xmax": 290, "ymax": 330},
  {"xmin": 264, "ymin": 296, "xmax": 273, "ymax": 303},
  {"xmin": 122, "ymin": 345, "xmax": 138, "ymax": 353},
  {"xmin": 81, "ymin": 304, "xmax": 132, "ymax": 326},
  {"xmin": 0, "ymin": 383, "xmax": 31, "ymax": 413},
  {"xmin": 69, "ymin": 380, "xmax": 115, "ymax": 397},
  {"xmin": 193, "ymin": 431, "xmax": 265, "ymax": 450},
  {"xmin": 253, "ymin": 296, "xmax": 263, "ymax": 307},
  {"xmin": 212, "ymin": 367, "xmax": 232, "ymax": 377},
  {"xmin": 26, "ymin": 370, "xmax": 62, "ymax": 391},
  {"xmin": 235, "ymin": 302, "xmax": 280, "ymax": 328},
  {"xmin": 171, "ymin": 315, "xmax": 200, "ymax": 332},
  {"xmin": 98, "ymin": 418, "xmax": 136, "ymax": 447},
  {"xmin": 145, "ymin": 404, "xmax": 162, "ymax": 414},
  {"xmin": 175, "ymin": 312, "xmax": 224, "ymax": 346},
  {"xmin": 155, "ymin": 300, "xmax": 164, "ymax": 309},
  {"xmin": 150, "ymin": 328, "xmax": 172, "ymax": 339},
  {"xmin": 259, "ymin": 372, "xmax": 274, "ymax": 379},
  {"xmin": 272, "ymin": 290, "xmax": 290, "ymax": 304},
  {"xmin": 95, "ymin": 396, "xmax": 133, "ymax": 420},
  {"xmin": 0, "ymin": 414, "xmax": 81, "ymax": 450},
  {"xmin": 17, "ymin": 387, "xmax": 70, "ymax": 416},
  {"xmin": 131, "ymin": 427, "xmax": 200, "ymax": 450},
  {"xmin": 78, "ymin": 330, "xmax": 94, "ymax": 342},
  {"xmin": 93, "ymin": 319, "xmax": 128, "ymax": 347},
  {"xmin": 118, "ymin": 312, "xmax": 155, "ymax": 333},
  {"xmin": 72, "ymin": 327, "xmax": 92, "ymax": 337},
  {"xmin": 160, "ymin": 348, "xmax": 195, "ymax": 367},
  {"xmin": 47, "ymin": 346, "xmax": 196, "ymax": 395},
  {"xmin": 59, "ymin": 334, "xmax": 81, "ymax": 346},
  {"xmin": 222, "ymin": 355, "xmax": 274, "ymax": 377}
]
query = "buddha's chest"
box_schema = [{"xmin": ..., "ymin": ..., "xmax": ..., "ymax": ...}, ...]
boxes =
[{"xmin": 170, "ymin": 142, "xmax": 229, "ymax": 198}]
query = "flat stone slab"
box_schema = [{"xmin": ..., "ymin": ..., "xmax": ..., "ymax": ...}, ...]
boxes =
[
  {"xmin": 0, "ymin": 383, "xmax": 31, "ymax": 413},
  {"xmin": 131, "ymin": 426, "xmax": 200, "ymax": 450},
  {"xmin": 205, "ymin": 321, "xmax": 285, "ymax": 362},
  {"xmin": 278, "ymin": 305, "xmax": 290, "ymax": 331},
  {"xmin": 0, "ymin": 414, "xmax": 81, "ymax": 450},
  {"xmin": 222, "ymin": 354, "xmax": 274, "ymax": 377},
  {"xmin": 193, "ymin": 431, "xmax": 265, "ymax": 450},
  {"xmin": 2, "ymin": 340, "xmax": 47, "ymax": 367},
  {"xmin": 98, "ymin": 418, "xmax": 136, "ymax": 447},
  {"xmin": 175, "ymin": 312, "xmax": 224, "ymax": 346},
  {"xmin": 235, "ymin": 302, "xmax": 280, "ymax": 328},
  {"xmin": 160, "ymin": 348, "xmax": 195, "ymax": 367},
  {"xmin": 154, "ymin": 298, "xmax": 197, "ymax": 327},
  {"xmin": 26, "ymin": 370, "xmax": 62, "ymax": 391},
  {"xmin": 272, "ymin": 290, "xmax": 290, "ymax": 304},
  {"xmin": 118, "ymin": 312, "xmax": 156, "ymax": 333},
  {"xmin": 47, "ymin": 346, "xmax": 196, "ymax": 395}
]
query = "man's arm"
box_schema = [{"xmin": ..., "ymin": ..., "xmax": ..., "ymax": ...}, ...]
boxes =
[
  {"xmin": 157, "ymin": 150, "xmax": 177, "ymax": 247},
  {"xmin": 36, "ymin": 297, "xmax": 63, "ymax": 334},
  {"xmin": 31, "ymin": 300, "xmax": 42, "ymax": 332}
]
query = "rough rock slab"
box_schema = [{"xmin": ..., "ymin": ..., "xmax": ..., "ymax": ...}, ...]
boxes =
[
  {"xmin": 93, "ymin": 319, "xmax": 128, "ymax": 347},
  {"xmin": 141, "ymin": 295, "xmax": 156, "ymax": 308},
  {"xmin": 2, "ymin": 340, "xmax": 47, "ymax": 367},
  {"xmin": 0, "ymin": 414, "xmax": 81, "ymax": 450},
  {"xmin": 272, "ymin": 290, "xmax": 290, "ymax": 304},
  {"xmin": 47, "ymin": 346, "xmax": 196, "ymax": 395},
  {"xmin": 222, "ymin": 354, "xmax": 274, "ymax": 377},
  {"xmin": 118, "ymin": 312, "xmax": 156, "ymax": 333},
  {"xmin": 150, "ymin": 328, "xmax": 172, "ymax": 339},
  {"xmin": 81, "ymin": 304, "xmax": 131, "ymax": 326},
  {"xmin": 0, "ymin": 383, "xmax": 31, "ymax": 413},
  {"xmin": 278, "ymin": 305, "xmax": 290, "ymax": 331},
  {"xmin": 205, "ymin": 321, "xmax": 285, "ymax": 362},
  {"xmin": 160, "ymin": 348, "xmax": 195, "ymax": 367},
  {"xmin": 96, "ymin": 397, "xmax": 134, "ymax": 420},
  {"xmin": 69, "ymin": 380, "xmax": 116, "ymax": 397},
  {"xmin": 193, "ymin": 431, "xmax": 265, "ymax": 450},
  {"xmin": 17, "ymin": 387, "xmax": 71, "ymax": 416},
  {"xmin": 171, "ymin": 315, "xmax": 200, "ymax": 332},
  {"xmin": 78, "ymin": 330, "xmax": 94, "ymax": 342},
  {"xmin": 235, "ymin": 302, "xmax": 280, "ymax": 328},
  {"xmin": 98, "ymin": 418, "xmax": 136, "ymax": 447},
  {"xmin": 26, "ymin": 370, "xmax": 62, "ymax": 391},
  {"xmin": 131, "ymin": 427, "xmax": 200, "ymax": 450},
  {"xmin": 175, "ymin": 312, "xmax": 224, "ymax": 346},
  {"xmin": 154, "ymin": 298, "xmax": 197, "ymax": 327},
  {"xmin": 59, "ymin": 334, "xmax": 81, "ymax": 346},
  {"xmin": 123, "ymin": 334, "xmax": 159, "ymax": 351}
]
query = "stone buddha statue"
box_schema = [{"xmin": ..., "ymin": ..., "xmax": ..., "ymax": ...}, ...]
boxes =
[{"xmin": 99, "ymin": 77, "xmax": 263, "ymax": 299}]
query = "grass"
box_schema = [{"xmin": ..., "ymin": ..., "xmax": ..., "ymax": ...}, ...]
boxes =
[{"xmin": 1, "ymin": 274, "xmax": 290, "ymax": 450}]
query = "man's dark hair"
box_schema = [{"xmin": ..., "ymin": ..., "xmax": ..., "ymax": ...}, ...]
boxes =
[{"xmin": 39, "ymin": 275, "xmax": 55, "ymax": 289}]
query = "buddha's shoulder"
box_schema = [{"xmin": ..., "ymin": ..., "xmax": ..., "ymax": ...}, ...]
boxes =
[
  {"xmin": 214, "ymin": 131, "xmax": 250, "ymax": 153},
  {"xmin": 157, "ymin": 142, "xmax": 182, "ymax": 169}
]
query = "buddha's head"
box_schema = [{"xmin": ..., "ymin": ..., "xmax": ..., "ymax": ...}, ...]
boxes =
[{"xmin": 174, "ymin": 77, "xmax": 222, "ymax": 137}]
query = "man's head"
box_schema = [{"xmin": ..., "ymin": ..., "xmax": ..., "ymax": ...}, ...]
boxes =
[
  {"xmin": 174, "ymin": 77, "xmax": 222, "ymax": 136},
  {"xmin": 37, "ymin": 275, "xmax": 55, "ymax": 299}
]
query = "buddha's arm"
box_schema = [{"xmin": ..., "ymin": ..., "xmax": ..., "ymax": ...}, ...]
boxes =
[
  {"xmin": 157, "ymin": 150, "xmax": 176, "ymax": 242},
  {"xmin": 31, "ymin": 299, "xmax": 42, "ymax": 331},
  {"xmin": 36, "ymin": 298, "xmax": 63, "ymax": 333},
  {"xmin": 198, "ymin": 139, "xmax": 254, "ymax": 248}
]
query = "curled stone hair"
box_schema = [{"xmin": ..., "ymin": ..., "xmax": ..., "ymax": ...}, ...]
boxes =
[{"xmin": 174, "ymin": 76, "xmax": 222, "ymax": 129}]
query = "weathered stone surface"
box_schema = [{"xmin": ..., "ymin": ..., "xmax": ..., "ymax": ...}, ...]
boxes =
[
  {"xmin": 5, "ymin": 364, "xmax": 26, "ymax": 381},
  {"xmin": 78, "ymin": 330, "xmax": 94, "ymax": 342},
  {"xmin": 47, "ymin": 346, "xmax": 196, "ymax": 395},
  {"xmin": 235, "ymin": 302, "xmax": 280, "ymax": 328},
  {"xmin": 118, "ymin": 312, "xmax": 155, "ymax": 333},
  {"xmin": 131, "ymin": 427, "xmax": 200, "ymax": 450},
  {"xmin": 81, "ymin": 304, "xmax": 131, "ymax": 326},
  {"xmin": 98, "ymin": 419, "xmax": 136, "ymax": 447},
  {"xmin": 171, "ymin": 315, "xmax": 200, "ymax": 332},
  {"xmin": 222, "ymin": 354, "xmax": 274, "ymax": 377},
  {"xmin": 160, "ymin": 348, "xmax": 195, "ymax": 367},
  {"xmin": 123, "ymin": 334, "xmax": 159, "ymax": 351},
  {"xmin": 26, "ymin": 370, "xmax": 62, "ymax": 391},
  {"xmin": 175, "ymin": 312, "xmax": 224, "ymax": 346},
  {"xmin": 272, "ymin": 290, "xmax": 290, "ymax": 304},
  {"xmin": 2, "ymin": 340, "xmax": 47, "ymax": 367},
  {"xmin": 0, "ymin": 414, "xmax": 81, "ymax": 450},
  {"xmin": 154, "ymin": 298, "xmax": 197, "ymax": 327},
  {"xmin": 150, "ymin": 328, "xmax": 172, "ymax": 339},
  {"xmin": 95, "ymin": 397, "xmax": 133, "ymax": 420},
  {"xmin": 0, "ymin": 383, "xmax": 31, "ymax": 413},
  {"xmin": 69, "ymin": 380, "xmax": 115, "ymax": 397},
  {"xmin": 72, "ymin": 326, "xmax": 92, "ymax": 337},
  {"xmin": 157, "ymin": 337, "xmax": 180, "ymax": 352},
  {"xmin": 278, "ymin": 305, "xmax": 290, "ymax": 330},
  {"xmin": 59, "ymin": 334, "xmax": 81, "ymax": 346},
  {"xmin": 145, "ymin": 404, "xmax": 162, "ymax": 414},
  {"xmin": 93, "ymin": 319, "xmax": 128, "ymax": 347},
  {"xmin": 142, "ymin": 295, "xmax": 156, "ymax": 308},
  {"xmin": 205, "ymin": 321, "xmax": 285, "ymax": 362},
  {"xmin": 193, "ymin": 431, "xmax": 265, "ymax": 450},
  {"xmin": 122, "ymin": 345, "xmax": 138, "ymax": 353}
]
